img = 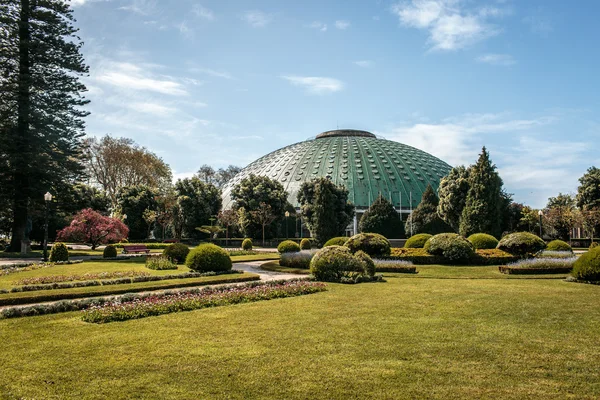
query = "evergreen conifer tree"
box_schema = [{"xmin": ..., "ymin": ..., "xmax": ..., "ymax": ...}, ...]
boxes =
[
  {"xmin": 406, "ymin": 184, "xmax": 453, "ymax": 235},
  {"xmin": 437, "ymin": 165, "xmax": 470, "ymax": 232},
  {"xmin": 359, "ymin": 194, "xmax": 405, "ymax": 238}
]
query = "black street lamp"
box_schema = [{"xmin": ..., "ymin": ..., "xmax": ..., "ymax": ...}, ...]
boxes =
[
  {"xmin": 43, "ymin": 192, "xmax": 53, "ymax": 262},
  {"xmin": 538, "ymin": 210, "xmax": 543, "ymax": 238}
]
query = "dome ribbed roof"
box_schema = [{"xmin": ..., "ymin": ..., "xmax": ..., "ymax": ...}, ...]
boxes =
[{"xmin": 222, "ymin": 129, "xmax": 452, "ymax": 210}]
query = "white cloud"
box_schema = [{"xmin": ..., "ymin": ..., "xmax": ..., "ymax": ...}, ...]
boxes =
[
  {"xmin": 95, "ymin": 62, "xmax": 188, "ymax": 96},
  {"xmin": 354, "ymin": 60, "xmax": 374, "ymax": 68},
  {"xmin": 190, "ymin": 68, "xmax": 233, "ymax": 80},
  {"xmin": 477, "ymin": 53, "xmax": 516, "ymax": 66},
  {"xmin": 281, "ymin": 75, "xmax": 344, "ymax": 95},
  {"xmin": 118, "ymin": 0, "xmax": 157, "ymax": 15},
  {"xmin": 242, "ymin": 10, "xmax": 272, "ymax": 28},
  {"xmin": 127, "ymin": 102, "xmax": 177, "ymax": 116},
  {"xmin": 308, "ymin": 21, "xmax": 328, "ymax": 32},
  {"xmin": 192, "ymin": 4, "xmax": 214, "ymax": 20},
  {"xmin": 172, "ymin": 171, "xmax": 196, "ymax": 182},
  {"xmin": 391, "ymin": 0, "xmax": 503, "ymax": 51},
  {"xmin": 335, "ymin": 20, "xmax": 350, "ymax": 30}
]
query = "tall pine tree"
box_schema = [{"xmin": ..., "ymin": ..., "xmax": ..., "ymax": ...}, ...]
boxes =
[
  {"xmin": 359, "ymin": 194, "xmax": 405, "ymax": 238},
  {"xmin": 406, "ymin": 184, "xmax": 453, "ymax": 235},
  {"xmin": 0, "ymin": 0, "xmax": 89, "ymax": 251}
]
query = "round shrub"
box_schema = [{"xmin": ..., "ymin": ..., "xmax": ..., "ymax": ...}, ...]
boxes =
[
  {"xmin": 310, "ymin": 246, "xmax": 362, "ymax": 282},
  {"xmin": 185, "ymin": 243, "xmax": 232, "ymax": 272},
  {"xmin": 424, "ymin": 233, "xmax": 474, "ymax": 263},
  {"xmin": 277, "ymin": 240, "xmax": 301, "ymax": 253},
  {"xmin": 405, "ymin": 234, "xmax": 432, "ymax": 248},
  {"xmin": 572, "ymin": 247, "xmax": 600, "ymax": 281},
  {"xmin": 241, "ymin": 238, "xmax": 252, "ymax": 251},
  {"xmin": 49, "ymin": 242, "xmax": 69, "ymax": 262},
  {"xmin": 344, "ymin": 233, "xmax": 391, "ymax": 257},
  {"xmin": 163, "ymin": 243, "xmax": 190, "ymax": 264},
  {"xmin": 103, "ymin": 244, "xmax": 117, "ymax": 258},
  {"xmin": 300, "ymin": 238, "xmax": 311, "ymax": 250},
  {"xmin": 354, "ymin": 250, "xmax": 375, "ymax": 276},
  {"xmin": 497, "ymin": 232, "xmax": 546, "ymax": 256},
  {"xmin": 323, "ymin": 237, "xmax": 348, "ymax": 247},
  {"xmin": 546, "ymin": 240, "xmax": 572, "ymax": 252},
  {"xmin": 467, "ymin": 233, "xmax": 499, "ymax": 250}
]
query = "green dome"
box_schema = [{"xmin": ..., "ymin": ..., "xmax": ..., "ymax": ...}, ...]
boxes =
[{"xmin": 222, "ymin": 129, "xmax": 452, "ymax": 210}]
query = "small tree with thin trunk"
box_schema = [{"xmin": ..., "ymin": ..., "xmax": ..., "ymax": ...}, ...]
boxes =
[
  {"xmin": 56, "ymin": 208, "xmax": 129, "ymax": 249},
  {"xmin": 250, "ymin": 203, "xmax": 276, "ymax": 246},
  {"xmin": 219, "ymin": 209, "xmax": 238, "ymax": 246}
]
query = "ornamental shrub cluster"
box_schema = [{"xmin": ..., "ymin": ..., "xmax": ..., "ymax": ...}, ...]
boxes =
[
  {"xmin": 310, "ymin": 246, "xmax": 377, "ymax": 282},
  {"xmin": 497, "ymin": 232, "xmax": 546, "ymax": 256},
  {"xmin": 424, "ymin": 233, "xmax": 474, "ymax": 262},
  {"xmin": 185, "ymin": 244, "xmax": 232, "ymax": 272},
  {"xmin": 300, "ymin": 238, "xmax": 311, "ymax": 250},
  {"xmin": 572, "ymin": 247, "xmax": 600, "ymax": 281},
  {"xmin": 323, "ymin": 237, "xmax": 348, "ymax": 247},
  {"xmin": 344, "ymin": 233, "xmax": 391, "ymax": 257},
  {"xmin": 277, "ymin": 240, "xmax": 301, "ymax": 253},
  {"xmin": 49, "ymin": 243, "xmax": 69, "ymax": 262},
  {"xmin": 163, "ymin": 243, "xmax": 190, "ymax": 264},
  {"xmin": 103, "ymin": 245, "xmax": 117, "ymax": 258},
  {"xmin": 546, "ymin": 240, "xmax": 573, "ymax": 252},
  {"xmin": 146, "ymin": 255, "xmax": 178, "ymax": 270},
  {"xmin": 467, "ymin": 233, "xmax": 498, "ymax": 250},
  {"xmin": 404, "ymin": 234, "xmax": 432, "ymax": 248},
  {"xmin": 241, "ymin": 238, "xmax": 253, "ymax": 251}
]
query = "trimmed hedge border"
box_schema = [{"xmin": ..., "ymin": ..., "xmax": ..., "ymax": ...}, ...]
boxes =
[
  {"xmin": 375, "ymin": 265, "xmax": 417, "ymax": 273},
  {"xmin": 499, "ymin": 266, "xmax": 573, "ymax": 275},
  {"xmin": 386, "ymin": 248, "xmax": 518, "ymax": 265}
]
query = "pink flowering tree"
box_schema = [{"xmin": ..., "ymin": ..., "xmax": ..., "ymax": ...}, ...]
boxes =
[{"xmin": 57, "ymin": 208, "xmax": 129, "ymax": 249}]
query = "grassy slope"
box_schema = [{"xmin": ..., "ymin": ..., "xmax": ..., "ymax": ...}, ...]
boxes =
[{"xmin": 1, "ymin": 272, "xmax": 600, "ymax": 399}]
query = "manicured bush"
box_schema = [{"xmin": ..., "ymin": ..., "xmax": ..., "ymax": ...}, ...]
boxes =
[
  {"xmin": 185, "ymin": 244, "xmax": 232, "ymax": 272},
  {"xmin": 280, "ymin": 250, "xmax": 315, "ymax": 269},
  {"xmin": 103, "ymin": 245, "xmax": 117, "ymax": 258},
  {"xmin": 323, "ymin": 237, "xmax": 348, "ymax": 247},
  {"xmin": 467, "ymin": 233, "xmax": 498, "ymax": 250},
  {"xmin": 300, "ymin": 238, "xmax": 311, "ymax": 250},
  {"xmin": 404, "ymin": 234, "xmax": 432, "ymax": 248},
  {"xmin": 163, "ymin": 243, "xmax": 190, "ymax": 264},
  {"xmin": 344, "ymin": 233, "xmax": 391, "ymax": 258},
  {"xmin": 497, "ymin": 232, "xmax": 546, "ymax": 256},
  {"xmin": 471, "ymin": 249, "xmax": 519, "ymax": 265},
  {"xmin": 241, "ymin": 238, "xmax": 253, "ymax": 251},
  {"xmin": 277, "ymin": 240, "xmax": 301, "ymax": 253},
  {"xmin": 572, "ymin": 247, "xmax": 600, "ymax": 281},
  {"xmin": 49, "ymin": 243, "xmax": 69, "ymax": 262},
  {"xmin": 310, "ymin": 246, "xmax": 363, "ymax": 282},
  {"xmin": 424, "ymin": 233, "xmax": 474, "ymax": 263},
  {"xmin": 546, "ymin": 240, "xmax": 573, "ymax": 252},
  {"xmin": 354, "ymin": 250, "xmax": 376, "ymax": 276},
  {"xmin": 146, "ymin": 255, "xmax": 178, "ymax": 270}
]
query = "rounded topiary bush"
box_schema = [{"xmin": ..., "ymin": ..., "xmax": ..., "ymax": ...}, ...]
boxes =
[
  {"xmin": 546, "ymin": 239, "xmax": 572, "ymax": 252},
  {"xmin": 354, "ymin": 250, "xmax": 375, "ymax": 276},
  {"xmin": 405, "ymin": 234, "xmax": 432, "ymax": 249},
  {"xmin": 572, "ymin": 247, "xmax": 600, "ymax": 281},
  {"xmin": 163, "ymin": 243, "xmax": 190, "ymax": 264},
  {"xmin": 467, "ymin": 233, "xmax": 499, "ymax": 250},
  {"xmin": 49, "ymin": 242, "xmax": 69, "ymax": 262},
  {"xmin": 497, "ymin": 232, "xmax": 546, "ymax": 256},
  {"xmin": 277, "ymin": 240, "xmax": 301, "ymax": 253},
  {"xmin": 424, "ymin": 233, "xmax": 474, "ymax": 263},
  {"xmin": 103, "ymin": 244, "xmax": 117, "ymax": 258},
  {"xmin": 241, "ymin": 238, "xmax": 252, "ymax": 251},
  {"xmin": 323, "ymin": 237, "xmax": 348, "ymax": 247},
  {"xmin": 344, "ymin": 233, "xmax": 391, "ymax": 257},
  {"xmin": 300, "ymin": 238, "xmax": 311, "ymax": 250},
  {"xmin": 185, "ymin": 243, "xmax": 232, "ymax": 272},
  {"xmin": 310, "ymin": 246, "xmax": 363, "ymax": 282}
]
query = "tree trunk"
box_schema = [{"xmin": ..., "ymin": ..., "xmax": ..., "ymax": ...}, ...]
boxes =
[{"xmin": 262, "ymin": 225, "xmax": 265, "ymax": 247}]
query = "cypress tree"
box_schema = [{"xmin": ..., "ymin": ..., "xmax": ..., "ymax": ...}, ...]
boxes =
[
  {"xmin": 359, "ymin": 194, "xmax": 405, "ymax": 238},
  {"xmin": 406, "ymin": 184, "xmax": 453, "ymax": 235},
  {"xmin": 1, "ymin": 0, "xmax": 89, "ymax": 251},
  {"xmin": 437, "ymin": 165, "xmax": 470, "ymax": 232}
]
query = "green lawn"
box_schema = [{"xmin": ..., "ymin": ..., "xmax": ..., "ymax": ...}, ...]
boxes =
[{"xmin": 1, "ymin": 268, "xmax": 599, "ymax": 399}]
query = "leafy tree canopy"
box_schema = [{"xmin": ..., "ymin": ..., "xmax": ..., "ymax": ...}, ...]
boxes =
[
  {"xmin": 175, "ymin": 177, "xmax": 222, "ymax": 239},
  {"xmin": 359, "ymin": 194, "xmax": 405, "ymax": 238},
  {"xmin": 577, "ymin": 167, "xmax": 600, "ymax": 210}
]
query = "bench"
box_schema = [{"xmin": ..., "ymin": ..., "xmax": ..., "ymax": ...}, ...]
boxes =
[{"xmin": 122, "ymin": 245, "xmax": 150, "ymax": 254}]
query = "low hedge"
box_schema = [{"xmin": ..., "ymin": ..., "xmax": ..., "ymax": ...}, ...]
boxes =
[
  {"xmin": 572, "ymin": 247, "xmax": 600, "ymax": 282},
  {"xmin": 323, "ymin": 237, "xmax": 349, "ymax": 247},
  {"xmin": 424, "ymin": 233, "xmax": 474, "ymax": 262},
  {"xmin": 373, "ymin": 259, "xmax": 417, "ymax": 273},
  {"xmin": 471, "ymin": 249, "xmax": 519, "ymax": 266},
  {"xmin": 497, "ymin": 232, "xmax": 546, "ymax": 256},
  {"xmin": 467, "ymin": 233, "xmax": 498, "ymax": 250},
  {"xmin": 163, "ymin": 243, "xmax": 190, "ymax": 264},
  {"xmin": 344, "ymin": 233, "xmax": 391, "ymax": 257},
  {"xmin": 114, "ymin": 243, "xmax": 171, "ymax": 249},
  {"xmin": 277, "ymin": 240, "xmax": 301, "ymax": 253},
  {"xmin": 546, "ymin": 240, "xmax": 573, "ymax": 252},
  {"xmin": 387, "ymin": 248, "xmax": 518, "ymax": 265},
  {"xmin": 186, "ymin": 244, "xmax": 232, "ymax": 272},
  {"xmin": 404, "ymin": 234, "xmax": 432, "ymax": 248}
]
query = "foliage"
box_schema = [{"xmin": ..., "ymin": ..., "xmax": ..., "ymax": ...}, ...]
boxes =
[
  {"xmin": 300, "ymin": 238, "xmax": 311, "ymax": 250},
  {"xmin": 15, "ymin": 270, "xmax": 149, "ymax": 286},
  {"xmin": 576, "ymin": 166, "xmax": 600, "ymax": 210},
  {"xmin": 344, "ymin": 233, "xmax": 391, "ymax": 258},
  {"xmin": 185, "ymin": 244, "xmax": 232, "ymax": 272},
  {"xmin": 543, "ymin": 193, "xmax": 577, "ymax": 241},
  {"xmin": 56, "ymin": 209, "xmax": 129, "ymax": 250},
  {"xmin": 520, "ymin": 206, "xmax": 542, "ymax": 234},
  {"xmin": 116, "ymin": 185, "xmax": 159, "ymax": 241},
  {"xmin": 297, "ymin": 177, "xmax": 354, "ymax": 246},
  {"xmin": 591, "ymin": 242, "xmax": 600, "ymax": 250},
  {"xmin": 277, "ymin": 240, "xmax": 301, "ymax": 253},
  {"xmin": 250, "ymin": 202, "xmax": 277, "ymax": 245},
  {"xmin": 309, "ymin": 246, "xmax": 363, "ymax": 282},
  {"xmin": 241, "ymin": 238, "xmax": 253, "ymax": 251},
  {"xmin": 218, "ymin": 209, "xmax": 239, "ymax": 244},
  {"xmin": 373, "ymin": 259, "xmax": 417, "ymax": 273},
  {"xmin": 280, "ymin": 250, "xmax": 316, "ymax": 269},
  {"xmin": 323, "ymin": 237, "xmax": 349, "ymax": 247},
  {"xmin": 359, "ymin": 195, "xmax": 405, "ymax": 238},
  {"xmin": 437, "ymin": 166, "xmax": 470, "ymax": 232},
  {"xmin": 467, "ymin": 233, "xmax": 499, "ymax": 250},
  {"xmin": 103, "ymin": 245, "xmax": 117, "ymax": 259},
  {"xmin": 497, "ymin": 232, "xmax": 546, "ymax": 256},
  {"xmin": 424, "ymin": 233, "xmax": 474, "ymax": 263},
  {"xmin": 354, "ymin": 250, "xmax": 376, "ymax": 276},
  {"xmin": 500, "ymin": 257, "xmax": 576, "ymax": 274},
  {"xmin": 162, "ymin": 243, "xmax": 190, "ymax": 264},
  {"xmin": 571, "ymin": 247, "xmax": 600, "ymax": 281},
  {"xmin": 175, "ymin": 177, "xmax": 222, "ymax": 239},
  {"xmin": 145, "ymin": 256, "xmax": 178, "ymax": 271},
  {"xmin": 196, "ymin": 164, "xmax": 242, "ymax": 189},
  {"xmin": 404, "ymin": 234, "xmax": 432, "ymax": 248},
  {"xmin": 536, "ymin": 251, "xmax": 576, "ymax": 259},
  {"xmin": 546, "ymin": 240, "xmax": 573, "ymax": 252},
  {"xmin": 405, "ymin": 185, "xmax": 453, "ymax": 235},
  {"xmin": 49, "ymin": 243, "xmax": 69, "ymax": 262}
]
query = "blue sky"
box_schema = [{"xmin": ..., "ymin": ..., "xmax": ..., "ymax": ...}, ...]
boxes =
[{"xmin": 72, "ymin": 0, "xmax": 600, "ymax": 208}]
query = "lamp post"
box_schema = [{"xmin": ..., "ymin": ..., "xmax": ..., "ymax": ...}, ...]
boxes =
[
  {"xmin": 285, "ymin": 211, "xmax": 290, "ymax": 240},
  {"xmin": 43, "ymin": 192, "xmax": 53, "ymax": 262},
  {"xmin": 538, "ymin": 210, "xmax": 543, "ymax": 238}
]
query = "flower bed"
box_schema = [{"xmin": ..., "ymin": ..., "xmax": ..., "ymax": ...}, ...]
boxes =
[
  {"xmin": 498, "ymin": 257, "xmax": 576, "ymax": 275},
  {"xmin": 0, "ymin": 260, "xmax": 84, "ymax": 277},
  {"xmin": 373, "ymin": 259, "xmax": 417, "ymax": 273},
  {"xmin": 81, "ymin": 279, "xmax": 326, "ymax": 323},
  {"xmin": 535, "ymin": 251, "xmax": 576, "ymax": 259},
  {"xmin": 15, "ymin": 270, "xmax": 150, "ymax": 286}
]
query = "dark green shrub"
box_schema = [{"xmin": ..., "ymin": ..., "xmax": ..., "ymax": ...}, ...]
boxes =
[
  {"xmin": 185, "ymin": 244, "xmax": 232, "ymax": 272},
  {"xmin": 354, "ymin": 250, "xmax": 375, "ymax": 276},
  {"xmin": 146, "ymin": 255, "xmax": 178, "ymax": 270},
  {"xmin": 546, "ymin": 240, "xmax": 572, "ymax": 252},
  {"xmin": 277, "ymin": 240, "xmax": 301, "ymax": 253},
  {"xmin": 344, "ymin": 233, "xmax": 391, "ymax": 257},
  {"xmin": 404, "ymin": 234, "xmax": 432, "ymax": 248},
  {"xmin": 467, "ymin": 233, "xmax": 498, "ymax": 250},
  {"xmin": 424, "ymin": 233, "xmax": 474, "ymax": 263},
  {"xmin": 103, "ymin": 245, "xmax": 117, "ymax": 258},
  {"xmin": 163, "ymin": 243, "xmax": 190, "ymax": 264},
  {"xmin": 497, "ymin": 232, "xmax": 546, "ymax": 256},
  {"xmin": 49, "ymin": 243, "xmax": 69, "ymax": 262},
  {"xmin": 571, "ymin": 247, "xmax": 600, "ymax": 281},
  {"xmin": 300, "ymin": 238, "xmax": 311, "ymax": 250},
  {"xmin": 242, "ymin": 238, "xmax": 252, "ymax": 251},
  {"xmin": 323, "ymin": 237, "xmax": 348, "ymax": 247},
  {"xmin": 310, "ymin": 246, "xmax": 362, "ymax": 282}
]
